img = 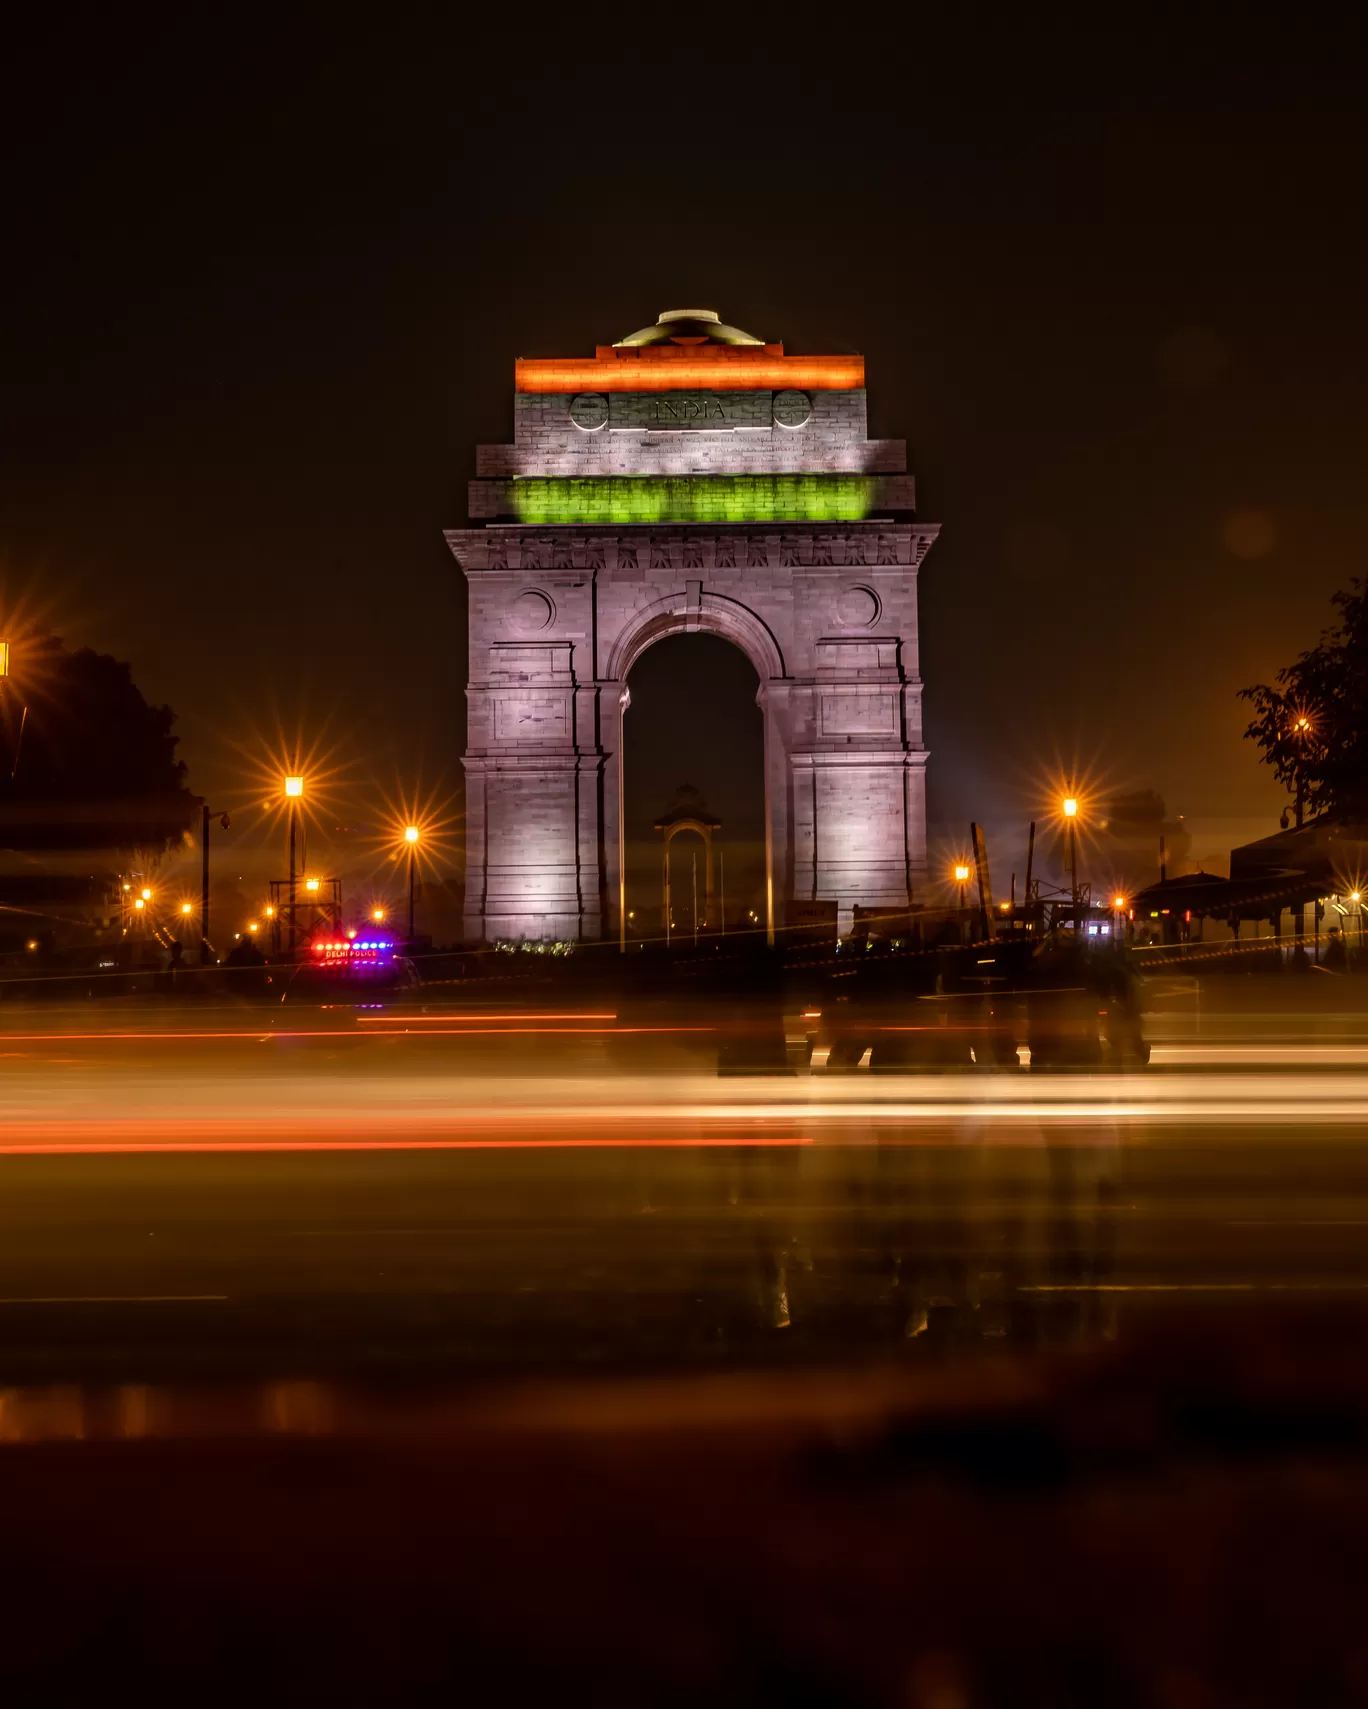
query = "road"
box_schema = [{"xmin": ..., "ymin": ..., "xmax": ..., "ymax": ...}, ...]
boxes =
[
  {"xmin": 0, "ymin": 999, "xmax": 1366, "ymax": 1382},
  {"xmin": 4, "ymin": 997, "xmax": 1368, "ymax": 1701}
]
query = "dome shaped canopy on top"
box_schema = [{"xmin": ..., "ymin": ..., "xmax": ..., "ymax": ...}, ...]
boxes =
[{"xmin": 613, "ymin": 308, "xmax": 766, "ymax": 348}]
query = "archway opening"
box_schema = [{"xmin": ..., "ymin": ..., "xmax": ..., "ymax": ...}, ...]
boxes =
[{"xmin": 622, "ymin": 633, "xmax": 765, "ymax": 942}]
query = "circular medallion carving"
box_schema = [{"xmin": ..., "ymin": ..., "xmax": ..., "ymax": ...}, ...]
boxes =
[
  {"xmin": 509, "ymin": 589, "xmax": 554, "ymax": 633},
  {"xmin": 569, "ymin": 392, "xmax": 609, "ymax": 431},
  {"xmin": 772, "ymin": 389, "xmax": 812, "ymax": 429},
  {"xmin": 835, "ymin": 584, "xmax": 880, "ymax": 627}
]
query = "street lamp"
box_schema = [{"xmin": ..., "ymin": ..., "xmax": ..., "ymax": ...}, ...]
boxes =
[
  {"xmin": 284, "ymin": 775, "xmax": 305, "ymax": 953},
  {"xmin": 371, "ymin": 906, "xmax": 385, "ymax": 923},
  {"xmin": 404, "ymin": 824, "xmax": 420, "ymax": 940},
  {"xmin": 954, "ymin": 863, "xmax": 970, "ymax": 912},
  {"xmin": 1062, "ymin": 796, "xmax": 1080, "ymax": 932}
]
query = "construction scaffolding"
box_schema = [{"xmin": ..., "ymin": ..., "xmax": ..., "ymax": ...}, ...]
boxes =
[{"xmin": 268, "ymin": 876, "xmax": 342, "ymax": 953}]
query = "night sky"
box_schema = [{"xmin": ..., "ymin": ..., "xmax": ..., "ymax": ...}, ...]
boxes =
[{"xmin": 3, "ymin": 8, "xmax": 1365, "ymax": 894}]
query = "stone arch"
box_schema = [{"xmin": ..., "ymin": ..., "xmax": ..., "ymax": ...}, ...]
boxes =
[
  {"xmin": 607, "ymin": 593, "xmax": 782, "ymax": 949},
  {"xmin": 605, "ymin": 590, "xmax": 786, "ymax": 685}
]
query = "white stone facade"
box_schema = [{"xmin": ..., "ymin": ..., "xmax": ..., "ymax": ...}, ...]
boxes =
[{"xmin": 447, "ymin": 522, "xmax": 939, "ymax": 941}]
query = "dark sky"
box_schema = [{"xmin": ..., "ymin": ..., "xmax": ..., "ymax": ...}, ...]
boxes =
[{"xmin": 3, "ymin": 6, "xmax": 1365, "ymax": 883}]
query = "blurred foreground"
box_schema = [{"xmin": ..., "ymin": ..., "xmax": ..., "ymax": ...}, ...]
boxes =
[{"xmin": 2, "ymin": 984, "xmax": 1368, "ymax": 1702}]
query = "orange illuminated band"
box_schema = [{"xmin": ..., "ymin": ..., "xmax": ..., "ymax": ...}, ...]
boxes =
[{"xmin": 516, "ymin": 351, "xmax": 865, "ymax": 394}]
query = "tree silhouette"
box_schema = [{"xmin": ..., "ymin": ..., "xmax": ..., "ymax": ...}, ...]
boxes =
[
  {"xmin": 1239, "ymin": 579, "xmax": 1368, "ymax": 823},
  {"xmin": 0, "ymin": 633, "xmax": 198, "ymax": 850}
]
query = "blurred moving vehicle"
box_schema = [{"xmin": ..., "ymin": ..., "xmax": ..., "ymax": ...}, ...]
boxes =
[{"xmin": 815, "ymin": 936, "xmax": 1150, "ymax": 1071}]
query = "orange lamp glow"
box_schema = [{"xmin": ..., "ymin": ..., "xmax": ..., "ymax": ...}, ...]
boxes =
[
  {"xmin": 1063, "ymin": 798, "xmax": 1078, "ymax": 818},
  {"xmin": 954, "ymin": 864, "xmax": 971, "ymax": 883}
]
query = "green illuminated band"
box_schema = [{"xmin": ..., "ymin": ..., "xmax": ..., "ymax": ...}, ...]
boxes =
[{"xmin": 509, "ymin": 475, "xmax": 878, "ymax": 526}]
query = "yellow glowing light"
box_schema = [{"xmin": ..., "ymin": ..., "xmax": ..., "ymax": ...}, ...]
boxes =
[
  {"xmin": 1114, "ymin": 895, "xmax": 1127, "ymax": 909},
  {"xmin": 0, "ymin": 640, "xmax": 9, "ymax": 678},
  {"xmin": 180, "ymin": 902, "xmax": 192, "ymax": 915},
  {"xmin": 284, "ymin": 775, "xmax": 304, "ymax": 798},
  {"xmin": 1063, "ymin": 798, "xmax": 1078, "ymax": 818},
  {"xmin": 1353, "ymin": 892, "xmax": 1362, "ymax": 904},
  {"xmin": 346, "ymin": 930, "xmax": 357, "ymax": 941},
  {"xmin": 1000, "ymin": 901, "xmax": 1011, "ymax": 911},
  {"xmin": 305, "ymin": 878, "xmax": 320, "ymax": 893},
  {"xmin": 141, "ymin": 887, "xmax": 152, "ymax": 900},
  {"xmin": 404, "ymin": 824, "xmax": 420, "ymax": 844},
  {"xmin": 26, "ymin": 939, "xmax": 37, "ymax": 951},
  {"xmin": 954, "ymin": 864, "xmax": 971, "ymax": 883},
  {"xmin": 371, "ymin": 907, "xmax": 385, "ymax": 922},
  {"xmin": 122, "ymin": 883, "xmax": 131, "ymax": 892},
  {"xmin": 247, "ymin": 922, "xmax": 259, "ymax": 933},
  {"xmin": 134, "ymin": 898, "xmax": 145, "ymax": 911}
]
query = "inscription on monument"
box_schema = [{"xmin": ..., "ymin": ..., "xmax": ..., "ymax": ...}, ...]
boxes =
[{"xmin": 607, "ymin": 391, "xmax": 773, "ymax": 432}]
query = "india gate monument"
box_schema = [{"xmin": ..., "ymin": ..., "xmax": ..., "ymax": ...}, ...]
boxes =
[{"xmin": 445, "ymin": 309, "xmax": 939, "ymax": 943}]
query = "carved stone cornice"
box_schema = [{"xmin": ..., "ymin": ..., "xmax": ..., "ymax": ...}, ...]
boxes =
[{"xmin": 444, "ymin": 522, "xmax": 940, "ymax": 574}]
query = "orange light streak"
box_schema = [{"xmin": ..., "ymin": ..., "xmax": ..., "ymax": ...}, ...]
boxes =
[
  {"xmin": 0, "ymin": 1025, "xmax": 708, "ymax": 1045},
  {"xmin": 357, "ymin": 1012, "xmax": 617, "ymax": 1023},
  {"xmin": 0, "ymin": 1134, "xmax": 816, "ymax": 1154}
]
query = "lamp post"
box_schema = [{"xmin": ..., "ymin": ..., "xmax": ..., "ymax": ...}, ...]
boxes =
[
  {"xmin": 954, "ymin": 863, "xmax": 970, "ymax": 941},
  {"xmin": 404, "ymin": 824, "xmax": 420, "ymax": 941},
  {"xmin": 0, "ymin": 638, "xmax": 27, "ymax": 780},
  {"xmin": 1288, "ymin": 714, "xmax": 1315, "ymax": 962},
  {"xmin": 199, "ymin": 805, "xmax": 231, "ymax": 966},
  {"xmin": 1063, "ymin": 797, "xmax": 1079, "ymax": 933},
  {"xmin": 284, "ymin": 775, "xmax": 304, "ymax": 952}
]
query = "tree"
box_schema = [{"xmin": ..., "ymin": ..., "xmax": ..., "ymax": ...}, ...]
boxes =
[
  {"xmin": 1239, "ymin": 579, "xmax": 1368, "ymax": 824},
  {"xmin": 0, "ymin": 632, "xmax": 199, "ymax": 850}
]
